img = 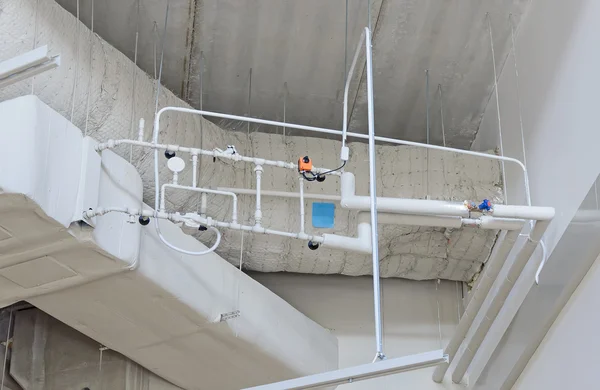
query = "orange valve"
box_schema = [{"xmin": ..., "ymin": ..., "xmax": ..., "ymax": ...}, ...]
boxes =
[{"xmin": 298, "ymin": 156, "xmax": 313, "ymax": 173}]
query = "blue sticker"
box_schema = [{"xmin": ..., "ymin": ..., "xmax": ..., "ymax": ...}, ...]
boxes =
[{"xmin": 312, "ymin": 202, "xmax": 335, "ymax": 228}]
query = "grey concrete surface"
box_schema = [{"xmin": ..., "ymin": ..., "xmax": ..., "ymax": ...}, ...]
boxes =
[
  {"xmin": 54, "ymin": 0, "xmax": 530, "ymax": 148},
  {"xmin": 8, "ymin": 309, "xmax": 182, "ymax": 390}
]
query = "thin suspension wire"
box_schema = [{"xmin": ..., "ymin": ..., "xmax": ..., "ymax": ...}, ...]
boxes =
[
  {"xmin": 438, "ymin": 84, "xmax": 446, "ymax": 147},
  {"xmin": 425, "ymin": 70, "xmax": 430, "ymax": 199},
  {"xmin": 283, "ymin": 82, "xmax": 288, "ymax": 139},
  {"xmin": 247, "ymin": 68, "xmax": 252, "ymax": 136},
  {"xmin": 344, "ymin": 0, "xmax": 349, "ymax": 87},
  {"xmin": 1, "ymin": 310, "xmax": 13, "ymax": 390},
  {"xmin": 96, "ymin": 346, "xmax": 105, "ymax": 388},
  {"xmin": 487, "ymin": 13, "xmax": 508, "ymax": 204},
  {"xmin": 154, "ymin": 1, "xmax": 170, "ymax": 115},
  {"xmin": 31, "ymin": 0, "xmax": 39, "ymax": 94},
  {"xmin": 235, "ymin": 231, "xmax": 244, "ymax": 338},
  {"xmin": 455, "ymin": 281, "xmax": 461, "ymax": 322},
  {"xmin": 509, "ymin": 14, "xmax": 528, "ymax": 186},
  {"xmin": 129, "ymin": 0, "xmax": 141, "ymax": 162},
  {"xmin": 70, "ymin": 0, "xmax": 81, "ymax": 123},
  {"xmin": 196, "ymin": 51, "xmax": 204, "ymax": 214},
  {"xmin": 199, "ymin": 51, "xmax": 204, "ymax": 111},
  {"xmin": 152, "ymin": 22, "xmax": 158, "ymax": 80},
  {"xmin": 84, "ymin": 0, "xmax": 95, "ymax": 136},
  {"xmin": 435, "ymin": 279, "xmax": 443, "ymax": 349}
]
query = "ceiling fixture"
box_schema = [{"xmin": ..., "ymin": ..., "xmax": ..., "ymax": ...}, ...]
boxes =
[{"xmin": 0, "ymin": 45, "xmax": 60, "ymax": 89}]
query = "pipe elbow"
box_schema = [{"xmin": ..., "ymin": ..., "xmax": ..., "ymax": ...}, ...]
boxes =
[{"xmin": 321, "ymin": 222, "xmax": 372, "ymax": 254}]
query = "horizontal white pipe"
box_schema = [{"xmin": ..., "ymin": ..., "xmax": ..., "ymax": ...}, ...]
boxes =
[
  {"xmin": 96, "ymin": 139, "xmax": 340, "ymax": 176},
  {"xmin": 161, "ymin": 184, "xmax": 238, "ymax": 223},
  {"xmin": 492, "ymin": 204, "xmax": 555, "ymax": 221},
  {"xmin": 358, "ymin": 212, "xmax": 463, "ymax": 229},
  {"xmin": 84, "ymin": 207, "xmax": 325, "ymax": 245},
  {"xmin": 322, "ymin": 222, "xmax": 372, "ymax": 254},
  {"xmin": 451, "ymin": 220, "xmax": 551, "ymax": 383},
  {"xmin": 432, "ymin": 229, "xmax": 520, "ymax": 382},
  {"xmin": 153, "ymin": 106, "xmax": 528, "ymax": 182},
  {"xmin": 469, "ymin": 216, "xmax": 526, "ymax": 231},
  {"xmin": 340, "ymin": 172, "xmax": 554, "ymax": 221},
  {"xmin": 218, "ymin": 189, "xmax": 525, "ymax": 231},
  {"xmin": 217, "ymin": 187, "xmax": 342, "ymax": 202}
]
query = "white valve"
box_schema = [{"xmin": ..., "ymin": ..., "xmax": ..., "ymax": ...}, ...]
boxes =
[{"xmin": 224, "ymin": 145, "xmax": 238, "ymax": 156}]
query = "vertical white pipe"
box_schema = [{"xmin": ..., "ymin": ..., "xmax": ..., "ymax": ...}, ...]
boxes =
[
  {"xmin": 299, "ymin": 176, "xmax": 305, "ymax": 234},
  {"xmin": 365, "ymin": 27, "xmax": 384, "ymax": 360},
  {"xmin": 254, "ymin": 165, "xmax": 263, "ymax": 226},
  {"xmin": 200, "ymin": 193, "xmax": 207, "ymax": 216},
  {"xmin": 192, "ymin": 153, "xmax": 198, "ymax": 188},
  {"xmin": 172, "ymin": 172, "xmax": 178, "ymax": 185},
  {"xmin": 137, "ymin": 118, "xmax": 145, "ymax": 142}
]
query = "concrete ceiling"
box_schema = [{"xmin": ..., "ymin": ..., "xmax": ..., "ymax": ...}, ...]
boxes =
[{"xmin": 56, "ymin": 0, "xmax": 530, "ymax": 148}]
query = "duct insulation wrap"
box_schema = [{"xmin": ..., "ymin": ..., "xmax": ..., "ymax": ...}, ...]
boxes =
[{"xmin": 0, "ymin": 0, "xmax": 504, "ymax": 281}]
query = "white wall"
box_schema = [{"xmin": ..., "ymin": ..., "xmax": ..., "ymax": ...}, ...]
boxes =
[
  {"xmin": 513, "ymin": 254, "xmax": 600, "ymax": 389},
  {"xmin": 252, "ymin": 273, "xmax": 465, "ymax": 389},
  {"xmin": 472, "ymin": 0, "xmax": 600, "ymax": 253},
  {"xmin": 468, "ymin": 0, "xmax": 600, "ymax": 386}
]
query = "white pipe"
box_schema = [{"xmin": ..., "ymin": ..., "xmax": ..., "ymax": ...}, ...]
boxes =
[
  {"xmin": 299, "ymin": 176, "xmax": 305, "ymax": 234},
  {"xmin": 96, "ymin": 138, "xmax": 340, "ymax": 176},
  {"xmin": 216, "ymin": 187, "xmax": 342, "ymax": 202},
  {"xmin": 254, "ymin": 165, "xmax": 263, "ymax": 226},
  {"xmin": 432, "ymin": 229, "xmax": 520, "ymax": 382},
  {"xmin": 150, "ymin": 107, "xmax": 531, "ymax": 205},
  {"xmin": 192, "ymin": 153, "xmax": 198, "ymax": 188},
  {"xmin": 153, "ymin": 104, "xmax": 220, "ymax": 256},
  {"xmin": 84, "ymin": 207, "xmax": 324, "ymax": 245},
  {"xmin": 200, "ymin": 193, "xmax": 207, "ymax": 216},
  {"xmin": 340, "ymin": 172, "xmax": 554, "ymax": 221},
  {"xmin": 322, "ymin": 222, "xmax": 372, "ymax": 254},
  {"xmin": 137, "ymin": 118, "xmax": 145, "ymax": 142},
  {"xmin": 161, "ymin": 184, "xmax": 238, "ymax": 224},
  {"xmin": 469, "ymin": 216, "xmax": 526, "ymax": 231},
  {"xmin": 365, "ymin": 27, "xmax": 385, "ymax": 361},
  {"xmin": 451, "ymin": 219, "xmax": 551, "ymax": 383},
  {"xmin": 361, "ymin": 212, "xmax": 462, "ymax": 229}
]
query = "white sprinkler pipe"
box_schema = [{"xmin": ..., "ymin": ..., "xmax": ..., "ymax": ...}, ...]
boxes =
[
  {"xmin": 451, "ymin": 219, "xmax": 552, "ymax": 383},
  {"xmin": 160, "ymin": 184, "xmax": 238, "ymax": 224},
  {"xmin": 432, "ymin": 229, "xmax": 521, "ymax": 383},
  {"xmin": 254, "ymin": 165, "xmax": 263, "ymax": 226},
  {"xmin": 192, "ymin": 153, "xmax": 198, "ymax": 188},
  {"xmin": 148, "ymin": 108, "xmax": 532, "ymax": 206},
  {"xmin": 217, "ymin": 187, "xmax": 342, "ymax": 202},
  {"xmin": 152, "ymin": 109, "xmax": 220, "ymax": 256},
  {"xmin": 138, "ymin": 118, "xmax": 145, "ymax": 141},
  {"xmin": 96, "ymin": 138, "xmax": 341, "ymax": 177},
  {"xmin": 299, "ymin": 176, "xmax": 305, "ymax": 234},
  {"xmin": 339, "ymin": 172, "xmax": 554, "ymax": 221}
]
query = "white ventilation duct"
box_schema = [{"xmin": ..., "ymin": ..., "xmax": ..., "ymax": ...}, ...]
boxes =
[
  {"xmin": 0, "ymin": 95, "xmax": 338, "ymax": 389},
  {"xmin": 0, "ymin": 0, "xmax": 505, "ymax": 281}
]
